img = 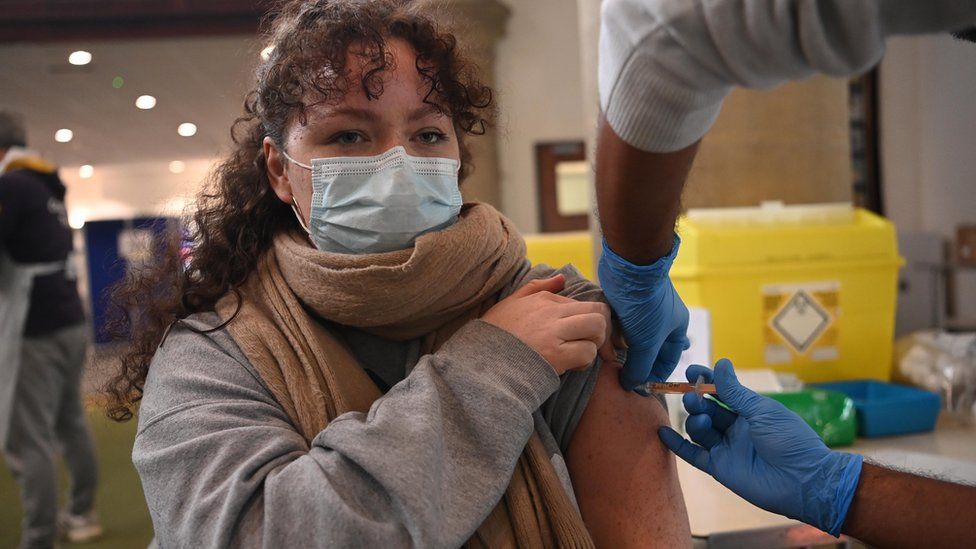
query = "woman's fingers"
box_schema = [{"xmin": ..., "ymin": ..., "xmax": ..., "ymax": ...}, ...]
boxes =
[
  {"xmin": 510, "ymin": 274, "xmax": 566, "ymax": 299},
  {"xmin": 484, "ymin": 277, "xmax": 616, "ymax": 375},
  {"xmin": 553, "ymin": 300, "xmax": 610, "ymax": 318},
  {"xmin": 552, "ymin": 299, "xmax": 615, "ymax": 367},
  {"xmin": 554, "ymin": 313, "xmax": 608, "ymax": 344},
  {"xmin": 556, "ymin": 340, "xmax": 599, "ymax": 371}
]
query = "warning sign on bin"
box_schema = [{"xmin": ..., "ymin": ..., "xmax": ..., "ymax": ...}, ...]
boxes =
[{"xmin": 763, "ymin": 282, "xmax": 839, "ymax": 365}]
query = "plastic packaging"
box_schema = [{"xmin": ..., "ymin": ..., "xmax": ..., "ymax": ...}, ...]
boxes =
[
  {"xmin": 895, "ymin": 330, "xmax": 976, "ymax": 420},
  {"xmin": 764, "ymin": 389, "xmax": 857, "ymax": 447}
]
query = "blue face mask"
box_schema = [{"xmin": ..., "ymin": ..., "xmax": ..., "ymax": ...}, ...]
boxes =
[{"xmin": 282, "ymin": 146, "xmax": 462, "ymax": 254}]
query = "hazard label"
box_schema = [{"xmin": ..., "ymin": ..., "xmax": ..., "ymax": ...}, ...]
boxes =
[{"xmin": 763, "ymin": 282, "xmax": 839, "ymax": 365}]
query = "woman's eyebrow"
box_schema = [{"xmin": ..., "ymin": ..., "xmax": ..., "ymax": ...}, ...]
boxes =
[
  {"xmin": 318, "ymin": 106, "xmax": 380, "ymax": 123},
  {"xmin": 407, "ymin": 105, "xmax": 443, "ymax": 123}
]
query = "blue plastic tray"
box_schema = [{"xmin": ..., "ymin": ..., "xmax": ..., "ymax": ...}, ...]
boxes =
[{"xmin": 808, "ymin": 380, "xmax": 941, "ymax": 437}]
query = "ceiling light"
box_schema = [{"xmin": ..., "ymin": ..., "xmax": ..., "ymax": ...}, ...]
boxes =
[
  {"xmin": 55, "ymin": 129, "xmax": 74, "ymax": 143},
  {"xmin": 168, "ymin": 160, "xmax": 186, "ymax": 174},
  {"xmin": 69, "ymin": 211, "xmax": 86, "ymax": 230},
  {"xmin": 177, "ymin": 123, "xmax": 197, "ymax": 137},
  {"xmin": 261, "ymin": 45, "xmax": 275, "ymax": 60},
  {"xmin": 68, "ymin": 51, "xmax": 92, "ymax": 66},
  {"xmin": 79, "ymin": 165, "xmax": 94, "ymax": 179},
  {"xmin": 136, "ymin": 95, "xmax": 157, "ymax": 110}
]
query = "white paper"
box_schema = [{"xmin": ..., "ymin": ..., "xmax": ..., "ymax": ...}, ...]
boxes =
[{"xmin": 668, "ymin": 307, "xmax": 711, "ymax": 382}]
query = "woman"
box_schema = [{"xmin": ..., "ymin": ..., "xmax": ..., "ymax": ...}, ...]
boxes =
[{"xmin": 107, "ymin": 1, "xmax": 690, "ymax": 546}]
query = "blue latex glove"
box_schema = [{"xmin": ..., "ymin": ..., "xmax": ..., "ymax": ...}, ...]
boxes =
[
  {"xmin": 658, "ymin": 359, "xmax": 864, "ymax": 536},
  {"xmin": 598, "ymin": 236, "xmax": 690, "ymax": 393}
]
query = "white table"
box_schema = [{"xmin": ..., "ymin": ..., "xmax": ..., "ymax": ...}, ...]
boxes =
[{"xmin": 678, "ymin": 413, "xmax": 976, "ymax": 547}]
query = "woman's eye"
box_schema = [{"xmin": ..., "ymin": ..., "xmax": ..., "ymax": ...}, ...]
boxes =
[
  {"xmin": 417, "ymin": 131, "xmax": 448, "ymax": 145},
  {"xmin": 331, "ymin": 131, "xmax": 365, "ymax": 145}
]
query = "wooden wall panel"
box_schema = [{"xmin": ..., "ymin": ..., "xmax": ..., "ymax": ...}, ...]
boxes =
[{"xmin": 683, "ymin": 75, "xmax": 853, "ymax": 209}]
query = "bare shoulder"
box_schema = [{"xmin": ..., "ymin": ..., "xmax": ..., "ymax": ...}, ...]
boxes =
[{"xmin": 567, "ymin": 363, "xmax": 691, "ymax": 547}]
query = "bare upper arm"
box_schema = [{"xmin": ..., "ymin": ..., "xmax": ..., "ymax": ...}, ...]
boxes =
[{"xmin": 566, "ymin": 361, "xmax": 690, "ymax": 547}]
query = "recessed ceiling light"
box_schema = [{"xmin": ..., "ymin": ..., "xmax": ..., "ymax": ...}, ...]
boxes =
[
  {"xmin": 69, "ymin": 51, "xmax": 92, "ymax": 66},
  {"xmin": 261, "ymin": 45, "xmax": 275, "ymax": 60},
  {"xmin": 136, "ymin": 95, "xmax": 157, "ymax": 110},
  {"xmin": 55, "ymin": 129, "xmax": 74, "ymax": 143},
  {"xmin": 79, "ymin": 165, "xmax": 94, "ymax": 179},
  {"xmin": 168, "ymin": 160, "xmax": 186, "ymax": 174},
  {"xmin": 177, "ymin": 123, "xmax": 197, "ymax": 137}
]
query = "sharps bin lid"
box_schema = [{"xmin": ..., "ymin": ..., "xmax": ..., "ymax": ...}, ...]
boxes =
[{"xmin": 672, "ymin": 202, "xmax": 901, "ymax": 277}]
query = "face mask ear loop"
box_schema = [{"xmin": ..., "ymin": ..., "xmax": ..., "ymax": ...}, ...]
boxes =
[
  {"xmin": 280, "ymin": 149, "xmax": 313, "ymax": 171},
  {"xmin": 291, "ymin": 197, "xmax": 313, "ymax": 238},
  {"xmin": 278, "ymin": 145, "xmax": 314, "ymax": 241}
]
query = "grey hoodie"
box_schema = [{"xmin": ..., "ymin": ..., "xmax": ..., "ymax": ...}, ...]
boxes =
[{"xmin": 133, "ymin": 264, "xmax": 607, "ymax": 548}]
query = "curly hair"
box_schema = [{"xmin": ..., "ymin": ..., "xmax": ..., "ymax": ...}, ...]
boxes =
[{"xmin": 104, "ymin": 0, "xmax": 494, "ymax": 421}]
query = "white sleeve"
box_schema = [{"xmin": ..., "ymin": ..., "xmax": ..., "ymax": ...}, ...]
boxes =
[{"xmin": 599, "ymin": 0, "xmax": 976, "ymax": 153}]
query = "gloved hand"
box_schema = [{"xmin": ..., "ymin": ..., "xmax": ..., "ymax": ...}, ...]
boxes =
[
  {"xmin": 598, "ymin": 236, "xmax": 689, "ymax": 393},
  {"xmin": 658, "ymin": 359, "xmax": 863, "ymax": 535}
]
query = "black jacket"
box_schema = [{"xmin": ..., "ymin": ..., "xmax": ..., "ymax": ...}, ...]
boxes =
[{"xmin": 0, "ymin": 166, "xmax": 85, "ymax": 337}]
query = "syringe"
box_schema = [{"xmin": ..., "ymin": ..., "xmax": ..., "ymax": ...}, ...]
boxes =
[{"xmin": 641, "ymin": 375, "xmax": 716, "ymax": 395}]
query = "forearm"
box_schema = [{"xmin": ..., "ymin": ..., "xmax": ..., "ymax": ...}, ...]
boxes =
[
  {"xmin": 137, "ymin": 321, "xmax": 560, "ymax": 548},
  {"xmin": 842, "ymin": 462, "xmax": 976, "ymax": 548},
  {"xmin": 595, "ymin": 118, "xmax": 697, "ymax": 264},
  {"xmin": 279, "ymin": 320, "xmax": 560, "ymax": 546}
]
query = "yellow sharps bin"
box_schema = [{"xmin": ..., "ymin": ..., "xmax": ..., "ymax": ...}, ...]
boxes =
[
  {"xmin": 671, "ymin": 203, "xmax": 903, "ymax": 383},
  {"xmin": 524, "ymin": 231, "xmax": 596, "ymax": 281}
]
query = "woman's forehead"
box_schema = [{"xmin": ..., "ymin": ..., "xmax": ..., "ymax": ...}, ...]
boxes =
[
  {"xmin": 341, "ymin": 38, "xmax": 420, "ymax": 89},
  {"xmin": 300, "ymin": 48, "xmax": 441, "ymax": 124}
]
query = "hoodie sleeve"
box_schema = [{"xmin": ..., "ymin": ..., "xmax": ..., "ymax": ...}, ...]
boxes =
[
  {"xmin": 133, "ymin": 314, "xmax": 560, "ymax": 548},
  {"xmin": 505, "ymin": 263, "xmax": 617, "ymax": 453},
  {"xmin": 600, "ymin": 0, "xmax": 976, "ymax": 152}
]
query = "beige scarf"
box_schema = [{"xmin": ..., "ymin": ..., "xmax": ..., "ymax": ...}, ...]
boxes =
[{"xmin": 215, "ymin": 203, "xmax": 594, "ymax": 548}]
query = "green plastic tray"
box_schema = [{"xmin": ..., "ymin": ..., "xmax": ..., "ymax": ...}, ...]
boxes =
[{"xmin": 763, "ymin": 389, "xmax": 857, "ymax": 447}]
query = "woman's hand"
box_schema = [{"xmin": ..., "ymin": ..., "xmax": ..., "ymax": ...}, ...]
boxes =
[{"xmin": 483, "ymin": 275, "xmax": 614, "ymax": 375}]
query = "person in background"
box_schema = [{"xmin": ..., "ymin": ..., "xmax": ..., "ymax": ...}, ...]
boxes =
[
  {"xmin": 594, "ymin": 0, "xmax": 976, "ymax": 545},
  {"xmin": 0, "ymin": 111, "xmax": 102, "ymax": 548}
]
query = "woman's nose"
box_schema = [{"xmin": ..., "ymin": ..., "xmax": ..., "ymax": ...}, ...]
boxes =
[{"xmin": 376, "ymin": 136, "xmax": 408, "ymax": 155}]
